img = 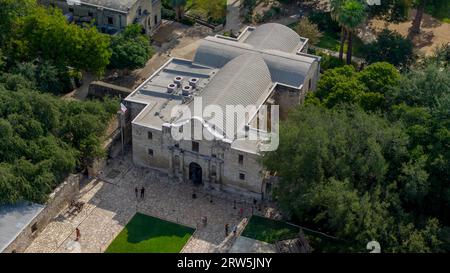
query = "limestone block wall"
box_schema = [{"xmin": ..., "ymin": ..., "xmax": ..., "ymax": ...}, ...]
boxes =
[
  {"xmin": 3, "ymin": 175, "xmax": 81, "ymax": 253},
  {"xmin": 222, "ymin": 148, "xmax": 263, "ymax": 196},
  {"xmin": 132, "ymin": 124, "xmax": 170, "ymax": 170},
  {"xmin": 88, "ymin": 81, "xmax": 132, "ymax": 99},
  {"xmin": 275, "ymin": 85, "xmax": 303, "ymax": 120}
]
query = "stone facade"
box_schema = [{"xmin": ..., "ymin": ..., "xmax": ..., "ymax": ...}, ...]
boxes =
[
  {"xmin": 3, "ymin": 175, "xmax": 80, "ymax": 253},
  {"xmin": 131, "ymin": 121, "xmax": 265, "ymax": 200},
  {"xmin": 39, "ymin": 0, "xmax": 162, "ymax": 35}
]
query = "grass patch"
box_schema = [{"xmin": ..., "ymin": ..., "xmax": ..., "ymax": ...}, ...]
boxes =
[
  {"xmin": 317, "ymin": 31, "xmax": 365, "ymax": 58},
  {"xmin": 105, "ymin": 213, "xmax": 195, "ymax": 253},
  {"xmin": 241, "ymin": 215, "xmax": 300, "ymax": 244}
]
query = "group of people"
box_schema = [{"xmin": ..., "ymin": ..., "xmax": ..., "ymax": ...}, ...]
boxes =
[
  {"xmin": 135, "ymin": 186, "xmax": 146, "ymax": 200},
  {"xmin": 225, "ymin": 224, "xmax": 238, "ymax": 237}
]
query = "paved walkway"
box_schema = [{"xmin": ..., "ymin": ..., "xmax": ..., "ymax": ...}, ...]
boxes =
[
  {"xmin": 26, "ymin": 154, "xmax": 276, "ymax": 253},
  {"xmin": 225, "ymin": 0, "xmax": 242, "ymax": 32}
]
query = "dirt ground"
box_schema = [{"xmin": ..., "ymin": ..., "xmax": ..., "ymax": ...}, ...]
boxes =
[{"xmin": 370, "ymin": 9, "xmax": 450, "ymax": 56}]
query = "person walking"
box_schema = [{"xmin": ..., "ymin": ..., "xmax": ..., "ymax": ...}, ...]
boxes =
[
  {"xmin": 140, "ymin": 187, "xmax": 145, "ymax": 199},
  {"xmin": 232, "ymin": 225, "xmax": 237, "ymax": 237},
  {"xmin": 75, "ymin": 228, "xmax": 81, "ymax": 241},
  {"xmin": 225, "ymin": 224, "xmax": 229, "ymax": 237},
  {"xmin": 134, "ymin": 187, "xmax": 138, "ymax": 199},
  {"xmin": 239, "ymin": 207, "xmax": 244, "ymax": 217}
]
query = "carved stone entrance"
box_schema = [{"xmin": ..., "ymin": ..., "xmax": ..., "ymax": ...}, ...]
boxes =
[{"xmin": 189, "ymin": 162, "xmax": 202, "ymax": 185}]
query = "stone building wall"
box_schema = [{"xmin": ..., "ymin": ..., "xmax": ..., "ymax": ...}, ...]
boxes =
[
  {"xmin": 39, "ymin": 0, "xmax": 161, "ymax": 34},
  {"xmin": 3, "ymin": 175, "xmax": 81, "ymax": 253},
  {"xmin": 131, "ymin": 118, "xmax": 265, "ymax": 199},
  {"xmin": 88, "ymin": 81, "xmax": 132, "ymax": 99}
]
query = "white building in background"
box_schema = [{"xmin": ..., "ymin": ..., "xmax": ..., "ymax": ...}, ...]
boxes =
[
  {"xmin": 39, "ymin": 0, "xmax": 162, "ymax": 35},
  {"xmin": 124, "ymin": 23, "xmax": 321, "ymax": 200}
]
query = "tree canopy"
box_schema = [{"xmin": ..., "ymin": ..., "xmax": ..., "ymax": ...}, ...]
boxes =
[
  {"xmin": 0, "ymin": 82, "xmax": 118, "ymax": 205},
  {"xmin": 109, "ymin": 24, "xmax": 155, "ymax": 71},
  {"xmin": 264, "ymin": 58, "xmax": 450, "ymax": 252},
  {"xmin": 0, "ymin": 0, "xmax": 112, "ymax": 94}
]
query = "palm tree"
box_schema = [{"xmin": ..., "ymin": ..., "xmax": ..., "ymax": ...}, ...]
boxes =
[
  {"xmin": 338, "ymin": 0, "xmax": 367, "ymax": 64},
  {"xmin": 170, "ymin": 0, "xmax": 187, "ymax": 21},
  {"xmin": 330, "ymin": 0, "xmax": 347, "ymax": 61}
]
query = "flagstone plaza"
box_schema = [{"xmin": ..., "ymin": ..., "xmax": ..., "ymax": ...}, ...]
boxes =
[{"xmin": 25, "ymin": 153, "xmax": 279, "ymax": 253}]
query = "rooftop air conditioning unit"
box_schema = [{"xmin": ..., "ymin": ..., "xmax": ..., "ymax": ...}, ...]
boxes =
[
  {"xmin": 174, "ymin": 76, "xmax": 183, "ymax": 87},
  {"xmin": 167, "ymin": 83, "xmax": 177, "ymax": 93},
  {"xmin": 182, "ymin": 85, "xmax": 193, "ymax": 96},
  {"xmin": 189, "ymin": 78, "xmax": 199, "ymax": 88}
]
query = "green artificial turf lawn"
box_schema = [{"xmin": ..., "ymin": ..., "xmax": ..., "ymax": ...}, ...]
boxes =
[
  {"xmin": 105, "ymin": 213, "xmax": 195, "ymax": 253},
  {"xmin": 241, "ymin": 215, "xmax": 300, "ymax": 244}
]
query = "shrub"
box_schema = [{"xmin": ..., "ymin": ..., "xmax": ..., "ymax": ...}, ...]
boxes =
[
  {"xmin": 180, "ymin": 16, "xmax": 195, "ymax": 26},
  {"xmin": 161, "ymin": 7, "xmax": 176, "ymax": 20},
  {"xmin": 295, "ymin": 17, "xmax": 322, "ymax": 46},
  {"xmin": 308, "ymin": 10, "xmax": 340, "ymax": 35},
  {"xmin": 363, "ymin": 29, "xmax": 415, "ymax": 68}
]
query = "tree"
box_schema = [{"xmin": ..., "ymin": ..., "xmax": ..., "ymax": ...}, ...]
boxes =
[
  {"xmin": 7, "ymin": 6, "xmax": 111, "ymax": 76},
  {"xmin": 408, "ymin": 0, "xmax": 428, "ymax": 38},
  {"xmin": 363, "ymin": 29, "xmax": 415, "ymax": 68},
  {"xmin": 109, "ymin": 25, "xmax": 154, "ymax": 71},
  {"xmin": 314, "ymin": 62, "xmax": 400, "ymax": 111},
  {"xmin": 170, "ymin": 0, "xmax": 187, "ymax": 20},
  {"xmin": 356, "ymin": 62, "xmax": 401, "ymax": 94},
  {"xmin": 262, "ymin": 104, "xmax": 446, "ymax": 252},
  {"xmin": 337, "ymin": 0, "xmax": 367, "ymax": 64},
  {"xmin": 295, "ymin": 17, "xmax": 322, "ymax": 46},
  {"xmin": 0, "ymin": 0, "xmax": 37, "ymax": 47},
  {"xmin": 0, "ymin": 81, "xmax": 118, "ymax": 205}
]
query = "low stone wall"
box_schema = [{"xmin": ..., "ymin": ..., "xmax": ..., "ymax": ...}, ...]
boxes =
[
  {"xmin": 88, "ymin": 81, "xmax": 132, "ymax": 99},
  {"xmin": 3, "ymin": 175, "xmax": 81, "ymax": 253},
  {"xmin": 184, "ymin": 14, "xmax": 224, "ymax": 31}
]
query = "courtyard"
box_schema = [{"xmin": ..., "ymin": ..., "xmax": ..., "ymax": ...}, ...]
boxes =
[{"xmin": 25, "ymin": 152, "xmax": 278, "ymax": 253}]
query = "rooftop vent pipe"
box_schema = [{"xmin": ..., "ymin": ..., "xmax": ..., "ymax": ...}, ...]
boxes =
[
  {"xmin": 167, "ymin": 83, "xmax": 177, "ymax": 93},
  {"xmin": 182, "ymin": 85, "xmax": 193, "ymax": 96},
  {"xmin": 174, "ymin": 76, "xmax": 183, "ymax": 87},
  {"xmin": 189, "ymin": 78, "xmax": 199, "ymax": 88}
]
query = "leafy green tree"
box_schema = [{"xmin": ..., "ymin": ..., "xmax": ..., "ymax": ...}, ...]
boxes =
[
  {"xmin": 0, "ymin": 83, "xmax": 118, "ymax": 205},
  {"xmin": 315, "ymin": 62, "xmax": 399, "ymax": 111},
  {"xmin": 364, "ymin": 29, "xmax": 415, "ymax": 68},
  {"xmin": 170, "ymin": 0, "xmax": 187, "ymax": 20},
  {"xmin": 8, "ymin": 6, "xmax": 111, "ymax": 76},
  {"xmin": 109, "ymin": 25, "xmax": 154, "ymax": 71},
  {"xmin": 0, "ymin": 0, "xmax": 37, "ymax": 47},
  {"xmin": 356, "ymin": 62, "xmax": 401, "ymax": 94},
  {"xmin": 262, "ymin": 104, "xmax": 446, "ymax": 252}
]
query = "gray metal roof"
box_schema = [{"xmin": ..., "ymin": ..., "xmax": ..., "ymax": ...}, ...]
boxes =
[
  {"xmin": 193, "ymin": 36, "xmax": 318, "ymax": 88},
  {"xmin": 67, "ymin": 0, "xmax": 139, "ymax": 12},
  {"xmin": 0, "ymin": 202, "xmax": 45, "ymax": 252},
  {"xmin": 187, "ymin": 53, "xmax": 273, "ymax": 138},
  {"xmin": 243, "ymin": 23, "xmax": 302, "ymax": 53}
]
